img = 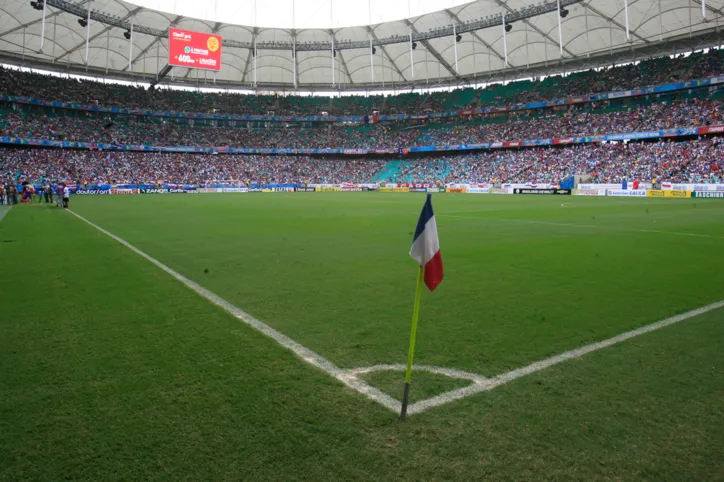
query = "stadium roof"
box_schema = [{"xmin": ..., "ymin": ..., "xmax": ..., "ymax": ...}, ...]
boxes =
[{"xmin": 0, "ymin": 0, "xmax": 723, "ymax": 92}]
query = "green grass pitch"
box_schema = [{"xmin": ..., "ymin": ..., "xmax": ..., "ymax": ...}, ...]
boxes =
[{"xmin": 1, "ymin": 193, "xmax": 723, "ymax": 480}]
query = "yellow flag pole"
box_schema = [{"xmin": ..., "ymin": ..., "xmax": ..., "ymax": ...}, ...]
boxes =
[{"xmin": 400, "ymin": 264, "xmax": 425, "ymax": 419}]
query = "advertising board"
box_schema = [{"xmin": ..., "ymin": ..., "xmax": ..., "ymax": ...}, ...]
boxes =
[
  {"xmin": 168, "ymin": 27, "xmax": 222, "ymax": 71},
  {"xmin": 575, "ymin": 189, "xmax": 606, "ymax": 196},
  {"xmin": 692, "ymin": 191, "xmax": 724, "ymax": 198},
  {"xmin": 513, "ymin": 188, "xmax": 571, "ymax": 195},
  {"xmin": 606, "ymin": 189, "xmax": 647, "ymax": 197}
]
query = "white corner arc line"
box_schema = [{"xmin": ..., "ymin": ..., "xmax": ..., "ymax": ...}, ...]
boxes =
[
  {"xmin": 406, "ymin": 300, "xmax": 724, "ymax": 415},
  {"xmin": 66, "ymin": 210, "xmax": 402, "ymax": 414}
]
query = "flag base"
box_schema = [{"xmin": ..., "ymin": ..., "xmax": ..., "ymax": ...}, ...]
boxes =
[{"xmin": 400, "ymin": 382, "xmax": 411, "ymax": 419}]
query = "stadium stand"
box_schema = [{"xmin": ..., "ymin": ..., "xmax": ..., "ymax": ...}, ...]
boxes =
[{"xmin": 0, "ymin": 51, "xmax": 723, "ymax": 187}]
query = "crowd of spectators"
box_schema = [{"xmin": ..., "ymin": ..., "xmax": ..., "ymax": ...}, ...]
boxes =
[
  {"xmin": 2, "ymin": 138, "xmax": 720, "ymax": 187},
  {"xmin": 0, "ymin": 149, "xmax": 386, "ymax": 185},
  {"xmin": 1, "ymin": 49, "xmax": 722, "ymax": 117},
  {"xmin": 2, "ymin": 98, "xmax": 722, "ymax": 149},
  {"xmin": 394, "ymin": 138, "xmax": 723, "ymax": 184}
]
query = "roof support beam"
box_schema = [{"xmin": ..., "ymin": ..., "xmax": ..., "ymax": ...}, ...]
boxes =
[
  {"xmin": 581, "ymin": 1, "xmax": 649, "ymax": 43},
  {"xmin": 241, "ymin": 28, "xmax": 258, "ymax": 84},
  {"xmin": 0, "ymin": 1, "xmax": 85, "ymax": 40},
  {"xmin": 54, "ymin": 6, "xmax": 142, "ymax": 62},
  {"xmin": 485, "ymin": 2, "xmax": 576, "ymax": 58},
  {"xmin": 366, "ymin": 27, "xmax": 408, "ymax": 82},
  {"xmin": 444, "ymin": 9, "xmax": 510, "ymax": 66},
  {"xmin": 329, "ymin": 29, "xmax": 353, "ymax": 84},
  {"xmin": 127, "ymin": 15, "xmax": 182, "ymax": 70},
  {"xmin": 403, "ymin": 19, "xmax": 460, "ymax": 80},
  {"xmin": 691, "ymin": 0, "xmax": 724, "ymax": 17}
]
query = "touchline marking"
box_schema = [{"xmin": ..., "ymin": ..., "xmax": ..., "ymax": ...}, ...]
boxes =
[
  {"xmin": 0, "ymin": 205, "xmax": 11, "ymax": 223},
  {"xmin": 405, "ymin": 300, "xmax": 724, "ymax": 415},
  {"xmin": 444, "ymin": 214, "xmax": 724, "ymax": 239},
  {"xmin": 66, "ymin": 209, "xmax": 724, "ymax": 417},
  {"xmin": 66, "ymin": 210, "xmax": 402, "ymax": 414}
]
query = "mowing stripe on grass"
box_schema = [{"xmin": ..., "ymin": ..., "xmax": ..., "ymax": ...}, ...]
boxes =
[
  {"xmin": 444, "ymin": 214, "xmax": 724, "ymax": 240},
  {"xmin": 66, "ymin": 210, "xmax": 402, "ymax": 414},
  {"xmin": 406, "ymin": 300, "xmax": 724, "ymax": 415}
]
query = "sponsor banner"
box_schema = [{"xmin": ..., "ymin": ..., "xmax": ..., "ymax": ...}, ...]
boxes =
[
  {"xmin": 446, "ymin": 188, "xmax": 467, "ymax": 193},
  {"xmin": 168, "ymin": 28, "xmax": 222, "ymax": 71},
  {"xmin": 647, "ymin": 190, "xmax": 691, "ymax": 198},
  {"xmin": 409, "ymin": 187, "xmax": 428, "ymax": 193},
  {"xmin": 661, "ymin": 183, "xmax": 724, "ymax": 191},
  {"xmin": 379, "ymin": 187, "xmax": 394, "ymax": 192},
  {"xmin": 297, "ymin": 187, "xmax": 316, "ymax": 192},
  {"xmin": 693, "ymin": 191, "xmax": 724, "ymax": 198},
  {"xmin": 513, "ymin": 188, "xmax": 571, "ymax": 195},
  {"xmin": 392, "ymin": 187, "xmax": 410, "ymax": 193},
  {"xmin": 140, "ymin": 188, "xmax": 167, "ymax": 194},
  {"xmin": 111, "ymin": 188, "xmax": 139, "ymax": 195},
  {"xmin": 317, "ymin": 187, "xmax": 341, "ymax": 192},
  {"xmin": 489, "ymin": 187, "xmax": 512, "ymax": 194},
  {"xmin": 426, "ymin": 187, "xmax": 441, "ymax": 193},
  {"xmin": 606, "ymin": 189, "xmax": 647, "ymax": 197},
  {"xmin": 340, "ymin": 185, "xmax": 363, "ymax": 192},
  {"xmin": 220, "ymin": 187, "xmax": 249, "ymax": 193},
  {"xmin": 467, "ymin": 187, "xmax": 490, "ymax": 194},
  {"xmin": 697, "ymin": 125, "xmax": 724, "ymax": 135},
  {"xmin": 575, "ymin": 189, "xmax": 606, "ymax": 196},
  {"xmin": 578, "ymin": 183, "xmax": 622, "ymax": 190},
  {"xmin": 75, "ymin": 189, "xmax": 111, "ymax": 195},
  {"xmin": 505, "ymin": 183, "xmax": 558, "ymax": 189}
]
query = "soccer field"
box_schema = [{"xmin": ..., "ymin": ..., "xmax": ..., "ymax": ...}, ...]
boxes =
[{"xmin": 1, "ymin": 193, "xmax": 723, "ymax": 480}]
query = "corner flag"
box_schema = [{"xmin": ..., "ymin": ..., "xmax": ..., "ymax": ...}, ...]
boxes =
[
  {"xmin": 401, "ymin": 194, "xmax": 443, "ymax": 419},
  {"xmin": 409, "ymin": 193, "xmax": 444, "ymax": 291}
]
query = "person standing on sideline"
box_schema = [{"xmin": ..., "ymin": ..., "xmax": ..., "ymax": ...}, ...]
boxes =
[
  {"xmin": 0, "ymin": 183, "xmax": 4, "ymax": 205},
  {"xmin": 8, "ymin": 184, "xmax": 18, "ymax": 205},
  {"xmin": 56, "ymin": 183, "xmax": 64, "ymax": 208},
  {"xmin": 63, "ymin": 183, "xmax": 70, "ymax": 209},
  {"xmin": 44, "ymin": 181, "xmax": 52, "ymax": 204},
  {"xmin": 36, "ymin": 183, "xmax": 44, "ymax": 203}
]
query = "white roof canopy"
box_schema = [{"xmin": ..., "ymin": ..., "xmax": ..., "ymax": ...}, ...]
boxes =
[{"xmin": 0, "ymin": 0, "xmax": 722, "ymax": 91}]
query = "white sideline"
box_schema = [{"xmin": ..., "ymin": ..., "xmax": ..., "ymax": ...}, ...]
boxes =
[
  {"xmin": 66, "ymin": 209, "xmax": 723, "ymax": 417},
  {"xmin": 67, "ymin": 210, "xmax": 402, "ymax": 414},
  {"xmin": 406, "ymin": 300, "xmax": 724, "ymax": 415},
  {"xmin": 0, "ymin": 205, "xmax": 11, "ymax": 223}
]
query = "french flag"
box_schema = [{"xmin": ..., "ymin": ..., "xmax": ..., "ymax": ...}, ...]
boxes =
[{"xmin": 410, "ymin": 194, "xmax": 444, "ymax": 291}]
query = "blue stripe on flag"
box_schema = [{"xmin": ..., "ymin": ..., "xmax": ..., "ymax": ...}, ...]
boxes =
[{"xmin": 412, "ymin": 193, "xmax": 434, "ymax": 243}]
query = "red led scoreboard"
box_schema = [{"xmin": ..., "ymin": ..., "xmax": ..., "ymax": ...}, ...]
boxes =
[{"xmin": 168, "ymin": 27, "xmax": 222, "ymax": 71}]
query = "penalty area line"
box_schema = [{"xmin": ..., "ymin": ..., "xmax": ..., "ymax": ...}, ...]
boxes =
[{"xmin": 66, "ymin": 210, "xmax": 401, "ymax": 414}]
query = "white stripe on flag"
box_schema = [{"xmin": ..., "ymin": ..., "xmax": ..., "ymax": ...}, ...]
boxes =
[{"xmin": 410, "ymin": 215, "xmax": 440, "ymax": 266}]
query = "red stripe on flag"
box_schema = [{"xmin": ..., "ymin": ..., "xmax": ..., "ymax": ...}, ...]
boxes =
[{"xmin": 424, "ymin": 250, "xmax": 444, "ymax": 292}]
